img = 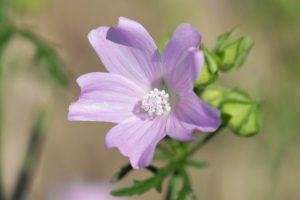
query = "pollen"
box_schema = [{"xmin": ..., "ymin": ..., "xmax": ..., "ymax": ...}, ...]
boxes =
[{"xmin": 141, "ymin": 88, "xmax": 171, "ymax": 116}]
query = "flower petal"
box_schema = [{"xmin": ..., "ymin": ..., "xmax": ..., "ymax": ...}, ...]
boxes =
[
  {"xmin": 175, "ymin": 92, "xmax": 221, "ymax": 132},
  {"xmin": 163, "ymin": 23, "xmax": 202, "ymax": 73},
  {"xmin": 105, "ymin": 116, "xmax": 167, "ymax": 169},
  {"xmin": 68, "ymin": 72, "xmax": 144, "ymax": 123},
  {"xmin": 88, "ymin": 17, "xmax": 161, "ymax": 88},
  {"xmin": 164, "ymin": 48, "xmax": 204, "ymax": 93},
  {"xmin": 166, "ymin": 111, "xmax": 195, "ymax": 141}
]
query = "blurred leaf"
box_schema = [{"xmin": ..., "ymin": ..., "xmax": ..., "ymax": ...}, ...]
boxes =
[
  {"xmin": 196, "ymin": 46, "xmax": 219, "ymax": 86},
  {"xmin": 166, "ymin": 174, "xmax": 182, "ymax": 200},
  {"xmin": 185, "ymin": 160, "xmax": 208, "ymax": 169},
  {"xmin": 111, "ymin": 163, "xmax": 174, "ymax": 196},
  {"xmin": 0, "ymin": 26, "xmax": 13, "ymax": 54},
  {"xmin": 154, "ymin": 143, "xmax": 174, "ymax": 161},
  {"xmin": 11, "ymin": 0, "xmax": 51, "ymax": 13},
  {"xmin": 158, "ymin": 35, "xmax": 170, "ymax": 54},
  {"xmin": 17, "ymin": 28, "xmax": 68, "ymax": 87},
  {"xmin": 177, "ymin": 168, "xmax": 195, "ymax": 200},
  {"xmin": 0, "ymin": 0, "xmax": 9, "ymax": 23}
]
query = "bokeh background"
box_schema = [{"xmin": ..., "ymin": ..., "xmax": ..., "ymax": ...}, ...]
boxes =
[{"xmin": 1, "ymin": 0, "xmax": 300, "ymax": 199}]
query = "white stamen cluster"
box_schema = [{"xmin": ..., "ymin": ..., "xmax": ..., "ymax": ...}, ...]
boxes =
[{"xmin": 141, "ymin": 88, "xmax": 171, "ymax": 116}]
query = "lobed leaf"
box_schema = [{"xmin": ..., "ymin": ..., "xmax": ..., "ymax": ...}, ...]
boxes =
[
  {"xmin": 111, "ymin": 163, "xmax": 175, "ymax": 196},
  {"xmin": 185, "ymin": 160, "xmax": 209, "ymax": 169},
  {"xmin": 17, "ymin": 28, "xmax": 68, "ymax": 87}
]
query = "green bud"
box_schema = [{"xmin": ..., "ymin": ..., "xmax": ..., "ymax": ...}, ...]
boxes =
[
  {"xmin": 200, "ymin": 85, "xmax": 227, "ymax": 108},
  {"xmin": 214, "ymin": 28, "xmax": 254, "ymax": 71},
  {"xmin": 221, "ymin": 89, "xmax": 262, "ymax": 136},
  {"xmin": 214, "ymin": 27, "xmax": 239, "ymax": 51},
  {"xmin": 201, "ymin": 86, "xmax": 262, "ymax": 136},
  {"xmin": 196, "ymin": 46, "xmax": 219, "ymax": 86}
]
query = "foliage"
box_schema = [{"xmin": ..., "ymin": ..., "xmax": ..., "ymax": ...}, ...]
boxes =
[{"xmin": 0, "ymin": 1, "xmax": 68, "ymax": 199}]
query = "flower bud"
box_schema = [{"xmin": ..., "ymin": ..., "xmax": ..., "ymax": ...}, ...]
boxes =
[
  {"xmin": 196, "ymin": 46, "xmax": 219, "ymax": 86},
  {"xmin": 214, "ymin": 28, "xmax": 254, "ymax": 71},
  {"xmin": 201, "ymin": 86, "xmax": 262, "ymax": 136}
]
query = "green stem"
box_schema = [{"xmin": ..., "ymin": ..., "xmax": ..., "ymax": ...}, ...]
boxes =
[
  {"xmin": 0, "ymin": 52, "xmax": 5, "ymax": 200},
  {"xmin": 0, "ymin": 28, "xmax": 13, "ymax": 200},
  {"xmin": 0, "ymin": 0, "xmax": 9, "ymax": 23},
  {"xmin": 11, "ymin": 111, "xmax": 46, "ymax": 200},
  {"xmin": 166, "ymin": 172, "xmax": 181, "ymax": 200},
  {"xmin": 188, "ymin": 126, "xmax": 223, "ymax": 158},
  {"xmin": 157, "ymin": 143, "xmax": 174, "ymax": 157}
]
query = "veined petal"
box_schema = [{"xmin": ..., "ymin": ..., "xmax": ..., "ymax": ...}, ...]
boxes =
[
  {"xmin": 175, "ymin": 92, "xmax": 221, "ymax": 132},
  {"xmin": 88, "ymin": 17, "xmax": 161, "ymax": 88},
  {"xmin": 68, "ymin": 72, "xmax": 144, "ymax": 123},
  {"xmin": 105, "ymin": 116, "xmax": 167, "ymax": 169},
  {"xmin": 164, "ymin": 48, "xmax": 204, "ymax": 93},
  {"xmin": 166, "ymin": 111, "xmax": 195, "ymax": 141},
  {"xmin": 163, "ymin": 23, "xmax": 202, "ymax": 73}
]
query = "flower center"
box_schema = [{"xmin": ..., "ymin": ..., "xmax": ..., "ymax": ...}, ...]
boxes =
[{"xmin": 141, "ymin": 88, "xmax": 171, "ymax": 116}]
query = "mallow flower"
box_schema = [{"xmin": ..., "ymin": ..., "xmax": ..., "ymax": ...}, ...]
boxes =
[
  {"xmin": 49, "ymin": 182, "xmax": 126, "ymax": 200},
  {"xmin": 68, "ymin": 17, "xmax": 221, "ymax": 169}
]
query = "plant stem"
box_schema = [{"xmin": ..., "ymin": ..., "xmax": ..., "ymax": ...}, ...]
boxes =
[
  {"xmin": 187, "ymin": 126, "xmax": 223, "ymax": 158},
  {"xmin": 12, "ymin": 111, "xmax": 46, "ymax": 200},
  {"xmin": 0, "ymin": 52, "xmax": 5, "ymax": 200},
  {"xmin": 0, "ymin": 0, "xmax": 9, "ymax": 23},
  {"xmin": 0, "ymin": 29, "xmax": 12, "ymax": 200}
]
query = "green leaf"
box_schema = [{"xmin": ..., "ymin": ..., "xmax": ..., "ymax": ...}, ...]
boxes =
[
  {"xmin": 196, "ymin": 46, "xmax": 219, "ymax": 86},
  {"xmin": 221, "ymin": 89, "xmax": 262, "ymax": 136},
  {"xmin": 166, "ymin": 174, "xmax": 182, "ymax": 200},
  {"xmin": 154, "ymin": 143, "xmax": 173, "ymax": 161},
  {"xmin": 177, "ymin": 168, "xmax": 195, "ymax": 200},
  {"xmin": 0, "ymin": 0, "xmax": 10, "ymax": 23},
  {"xmin": 111, "ymin": 163, "xmax": 175, "ymax": 196},
  {"xmin": 0, "ymin": 27, "xmax": 13, "ymax": 55},
  {"xmin": 17, "ymin": 28, "xmax": 68, "ymax": 87},
  {"xmin": 157, "ymin": 35, "xmax": 170, "ymax": 54},
  {"xmin": 11, "ymin": 0, "xmax": 49, "ymax": 13},
  {"xmin": 186, "ymin": 160, "xmax": 209, "ymax": 169}
]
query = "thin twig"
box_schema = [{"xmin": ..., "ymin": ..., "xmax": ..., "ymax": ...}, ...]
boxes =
[{"xmin": 188, "ymin": 126, "xmax": 224, "ymax": 157}]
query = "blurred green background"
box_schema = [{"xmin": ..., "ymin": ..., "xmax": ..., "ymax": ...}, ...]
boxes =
[{"xmin": 1, "ymin": 0, "xmax": 299, "ymax": 199}]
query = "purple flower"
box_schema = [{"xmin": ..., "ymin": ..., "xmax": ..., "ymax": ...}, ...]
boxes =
[
  {"xmin": 68, "ymin": 17, "xmax": 221, "ymax": 169},
  {"xmin": 49, "ymin": 182, "xmax": 127, "ymax": 200}
]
